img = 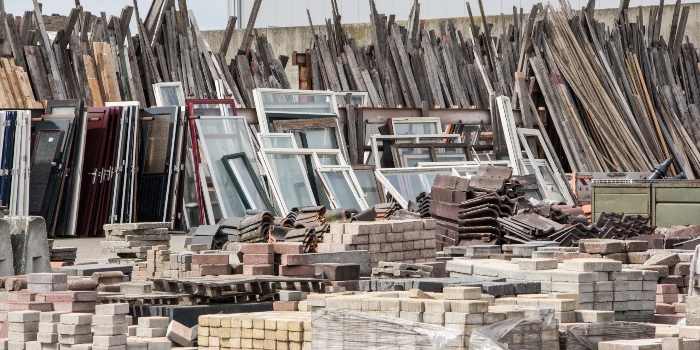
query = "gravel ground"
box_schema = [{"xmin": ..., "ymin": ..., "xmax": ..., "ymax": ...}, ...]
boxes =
[{"xmin": 51, "ymin": 234, "xmax": 188, "ymax": 264}]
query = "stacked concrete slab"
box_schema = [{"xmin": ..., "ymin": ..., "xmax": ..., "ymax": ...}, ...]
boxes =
[
  {"xmin": 5, "ymin": 216, "xmax": 50, "ymax": 275},
  {"xmin": 319, "ymin": 219, "xmax": 437, "ymax": 267},
  {"xmin": 8, "ymin": 310, "xmax": 39, "ymax": 348},
  {"xmin": 446, "ymin": 257, "xmax": 657, "ymax": 320},
  {"xmin": 37, "ymin": 311, "xmax": 66, "ymax": 349},
  {"xmin": 101, "ymin": 222, "xmax": 171, "ymax": 260}
]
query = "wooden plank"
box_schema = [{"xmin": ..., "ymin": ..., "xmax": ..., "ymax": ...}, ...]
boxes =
[
  {"xmin": 238, "ymin": 0, "xmax": 262, "ymax": 55},
  {"xmin": 23, "ymin": 45, "xmax": 52, "ymax": 101},
  {"xmin": 83, "ymin": 54, "xmax": 103, "ymax": 106},
  {"xmin": 1, "ymin": 58, "xmax": 25, "ymax": 108},
  {"xmin": 32, "ymin": 0, "xmax": 64, "ymax": 100},
  {"xmin": 345, "ymin": 93, "xmax": 358, "ymax": 165},
  {"xmin": 219, "ymin": 16, "xmax": 237, "ymax": 57}
]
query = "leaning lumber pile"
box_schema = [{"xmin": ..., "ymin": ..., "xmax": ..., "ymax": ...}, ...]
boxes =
[{"xmin": 0, "ymin": 0, "xmax": 285, "ymax": 108}]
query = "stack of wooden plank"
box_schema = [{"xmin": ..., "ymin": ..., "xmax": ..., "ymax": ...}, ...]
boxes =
[{"xmin": 0, "ymin": 0, "xmax": 288, "ymax": 109}]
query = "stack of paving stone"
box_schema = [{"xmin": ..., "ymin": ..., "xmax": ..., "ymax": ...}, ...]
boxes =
[
  {"xmin": 28, "ymin": 273, "xmax": 68, "ymax": 293},
  {"xmin": 315, "ymin": 263, "xmax": 362, "ymax": 292},
  {"xmin": 92, "ymin": 304, "xmax": 129, "ymax": 349},
  {"xmin": 36, "ymin": 290, "xmax": 98, "ymax": 313},
  {"xmin": 303, "ymin": 287, "xmax": 566, "ymax": 348},
  {"xmin": 371, "ymin": 261, "xmax": 433, "ymax": 279},
  {"xmin": 48, "ymin": 240, "xmax": 77, "ymax": 265},
  {"xmin": 101, "ymin": 222, "xmax": 171, "ymax": 260},
  {"xmin": 240, "ymin": 244, "xmax": 275, "ymax": 276},
  {"xmin": 275, "ymin": 242, "xmax": 315, "ymax": 278},
  {"xmin": 596, "ymin": 325, "xmax": 700, "ymax": 350},
  {"xmin": 8, "ymin": 310, "xmax": 40, "ymax": 348},
  {"xmin": 93, "ymin": 271, "xmax": 125, "ymax": 293},
  {"xmin": 562, "ymin": 322, "xmax": 656, "ymax": 349},
  {"xmin": 319, "ymin": 219, "xmax": 437, "ymax": 268},
  {"xmin": 654, "ymin": 283, "xmax": 686, "ymax": 324},
  {"xmin": 134, "ymin": 316, "xmax": 171, "ymax": 348},
  {"xmin": 58, "ymin": 313, "xmax": 93, "ymax": 347},
  {"xmin": 37, "ymin": 311, "xmax": 65, "ymax": 348},
  {"xmin": 198, "ymin": 311, "xmax": 312, "ymax": 350},
  {"xmin": 445, "ymin": 257, "xmax": 657, "ymax": 321}
]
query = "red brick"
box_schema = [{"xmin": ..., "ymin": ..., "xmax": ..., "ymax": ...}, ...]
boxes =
[
  {"xmin": 52, "ymin": 301, "xmax": 95, "ymax": 312},
  {"xmin": 656, "ymin": 294, "xmax": 679, "ymax": 304},
  {"xmin": 653, "ymin": 313, "xmax": 685, "ymax": 324},
  {"xmin": 280, "ymin": 254, "xmax": 309, "ymax": 266},
  {"xmin": 199, "ymin": 264, "xmax": 231, "ymax": 276},
  {"xmin": 191, "ymin": 254, "xmax": 229, "ymax": 265},
  {"xmin": 273, "ymin": 301, "xmax": 299, "ymax": 311},
  {"xmin": 243, "ymin": 264, "xmax": 274, "ymax": 276},
  {"xmin": 7, "ymin": 292, "xmax": 36, "ymax": 302},
  {"xmin": 657, "ymin": 284, "xmax": 678, "ymax": 294},
  {"xmin": 242, "ymin": 254, "xmax": 274, "ymax": 265},
  {"xmin": 278, "ymin": 265, "xmax": 315, "ymax": 277},
  {"xmin": 1, "ymin": 302, "xmax": 53, "ymax": 312},
  {"xmin": 239, "ymin": 244, "xmax": 274, "ymax": 255},
  {"xmin": 36, "ymin": 292, "xmax": 98, "ymax": 303},
  {"xmin": 417, "ymin": 262, "xmax": 446, "ymax": 278},
  {"xmin": 273, "ymin": 243, "xmax": 304, "ymax": 255},
  {"xmin": 655, "ymin": 303, "xmax": 676, "ymax": 314},
  {"xmin": 329, "ymin": 280, "xmax": 360, "ymax": 291}
]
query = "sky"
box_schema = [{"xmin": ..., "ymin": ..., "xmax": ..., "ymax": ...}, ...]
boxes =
[{"xmin": 3, "ymin": 0, "xmax": 696, "ymax": 31}]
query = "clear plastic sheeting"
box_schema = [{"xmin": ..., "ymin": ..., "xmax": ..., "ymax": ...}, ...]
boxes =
[
  {"xmin": 311, "ymin": 308, "xmax": 461, "ymax": 350},
  {"xmin": 565, "ymin": 322, "xmax": 656, "ymax": 350},
  {"xmin": 469, "ymin": 308, "xmax": 558, "ymax": 350}
]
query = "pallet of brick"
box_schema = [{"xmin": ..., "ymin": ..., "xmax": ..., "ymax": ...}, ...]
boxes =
[
  {"xmin": 445, "ymin": 257, "xmax": 657, "ymax": 318},
  {"xmin": 371, "ymin": 261, "xmax": 433, "ymax": 279},
  {"xmin": 319, "ymin": 219, "xmax": 437, "ymax": 268},
  {"xmin": 102, "ymin": 222, "xmax": 171, "ymax": 259},
  {"xmin": 655, "ymin": 283, "xmax": 685, "ymax": 324},
  {"xmin": 565, "ymin": 322, "xmax": 656, "ymax": 350},
  {"xmin": 198, "ymin": 311, "xmax": 309, "ymax": 349},
  {"xmin": 312, "ymin": 308, "xmax": 462, "ymax": 349},
  {"xmin": 37, "ymin": 291, "xmax": 98, "ymax": 313},
  {"xmin": 469, "ymin": 309, "xmax": 559, "ymax": 350}
]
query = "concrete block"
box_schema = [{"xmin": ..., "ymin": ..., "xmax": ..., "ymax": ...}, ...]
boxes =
[
  {"xmin": 94, "ymin": 304, "xmax": 129, "ymax": 316},
  {"xmin": 575, "ymin": 310, "xmax": 615, "ymax": 322},
  {"xmin": 57, "ymin": 324, "xmax": 91, "ymax": 335},
  {"xmin": 8, "ymin": 311, "xmax": 40, "ymax": 323},
  {"xmin": 314, "ymin": 263, "xmax": 360, "ymax": 281},
  {"xmin": 645, "ymin": 253, "xmax": 680, "ymax": 267},
  {"xmin": 562, "ymin": 258, "xmax": 622, "ymax": 272},
  {"xmin": 443, "ymin": 287, "xmax": 481, "ymax": 300},
  {"xmin": 10, "ymin": 221, "xmax": 50, "ymax": 276},
  {"xmin": 59, "ymin": 313, "xmax": 92, "ymax": 325},
  {"xmin": 515, "ymin": 258, "xmax": 558, "ymax": 270},
  {"xmin": 422, "ymin": 312, "xmax": 445, "ymax": 324},
  {"xmin": 119, "ymin": 283, "xmax": 151, "ymax": 294},
  {"xmin": 398, "ymin": 311, "xmax": 422, "ymax": 322},
  {"xmin": 93, "ymin": 335, "xmax": 127, "ymax": 346},
  {"xmin": 137, "ymin": 317, "xmax": 169, "ymax": 329},
  {"xmin": 449, "ymin": 300, "xmax": 488, "ymax": 313},
  {"xmin": 579, "ymin": 239, "xmax": 625, "ymax": 254},
  {"xmin": 135, "ymin": 327, "xmax": 166, "ymax": 338}
]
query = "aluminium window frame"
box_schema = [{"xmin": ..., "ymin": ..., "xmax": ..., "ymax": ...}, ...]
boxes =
[
  {"xmin": 256, "ymin": 133, "xmax": 298, "ymax": 149},
  {"xmin": 389, "ymin": 117, "xmax": 443, "ymax": 135}
]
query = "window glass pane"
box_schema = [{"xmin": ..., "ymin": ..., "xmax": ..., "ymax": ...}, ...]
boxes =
[
  {"xmin": 159, "ymin": 87, "xmax": 181, "ymax": 106},
  {"xmin": 322, "ymin": 171, "xmax": 361, "ymax": 210},
  {"xmin": 261, "ymin": 92, "xmax": 334, "ymax": 114},
  {"xmin": 354, "ymin": 169, "xmax": 381, "ymax": 206},
  {"xmin": 192, "ymin": 104, "xmax": 234, "ymax": 116},
  {"xmin": 259, "ymin": 135, "xmax": 295, "ymax": 148},
  {"xmin": 197, "ymin": 118, "xmax": 260, "ymax": 217},
  {"xmin": 295, "ymin": 128, "xmax": 338, "ymax": 149},
  {"xmin": 393, "ymin": 123, "xmax": 438, "ymax": 135},
  {"xmin": 383, "ymin": 170, "xmax": 451, "ymax": 202},
  {"xmin": 227, "ymin": 156, "xmax": 266, "ymax": 210},
  {"xmin": 266, "ymin": 154, "xmax": 315, "ymax": 209}
]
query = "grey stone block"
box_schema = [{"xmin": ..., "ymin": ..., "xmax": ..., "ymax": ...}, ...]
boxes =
[
  {"xmin": 4, "ymin": 217, "xmax": 50, "ymax": 275},
  {"xmin": 515, "ymin": 258, "xmax": 558, "ymax": 270},
  {"xmin": 306, "ymin": 251, "xmax": 371, "ymax": 277}
]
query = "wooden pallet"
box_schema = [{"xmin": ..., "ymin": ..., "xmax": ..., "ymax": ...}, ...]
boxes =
[
  {"xmin": 98, "ymin": 293, "xmax": 182, "ymax": 306},
  {"xmin": 150, "ymin": 276, "xmax": 326, "ymax": 299}
]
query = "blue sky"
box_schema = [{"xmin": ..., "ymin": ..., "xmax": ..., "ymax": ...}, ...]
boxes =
[{"xmin": 4, "ymin": 0, "xmax": 693, "ymax": 31}]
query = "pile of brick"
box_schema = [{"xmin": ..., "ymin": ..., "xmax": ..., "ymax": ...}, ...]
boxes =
[
  {"xmin": 101, "ymin": 222, "xmax": 171, "ymax": 260},
  {"xmin": 302, "ymin": 286, "xmax": 571, "ymax": 349},
  {"xmin": 596, "ymin": 326, "xmax": 700, "ymax": 349},
  {"xmin": 371, "ymin": 261, "xmax": 433, "ymax": 279},
  {"xmin": 319, "ymin": 219, "xmax": 437, "ymax": 268},
  {"xmin": 48, "ymin": 240, "xmax": 77, "ymax": 265},
  {"xmin": 198, "ymin": 311, "xmax": 311, "ymax": 350},
  {"xmin": 93, "ymin": 271, "xmax": 126, "ymax": 293},
  {"xmin": 446, "ymin": 257, "xmax": 658, "ymax": 321},
  {"xmin": 654, "ymin": 284, "xmax": 686, "ymax": 324}
]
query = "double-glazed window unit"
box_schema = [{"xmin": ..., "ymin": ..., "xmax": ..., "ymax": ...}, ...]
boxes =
[
  {"xmin": 195, "ymin": 117, "xmax": 264, "ymax": 221},
  {"xmin": 258, "ymin": 148, "xmax": 368, "ymax": 214},
  {"xmin": 253, "ymin": 88, "xmax": 350, "ymax": 162},
  {"xmin": 257, "ymin": 133, "xmax": 298, "ymax": 149},
  {"xmin": 375, "ymin": 167, "xmax": 459, "ymax": 208}
]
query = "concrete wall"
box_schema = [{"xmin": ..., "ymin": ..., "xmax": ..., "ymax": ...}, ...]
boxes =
[{"xmin": 202, "ymin": 2, "xmax": 700, "ymax": 90}]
